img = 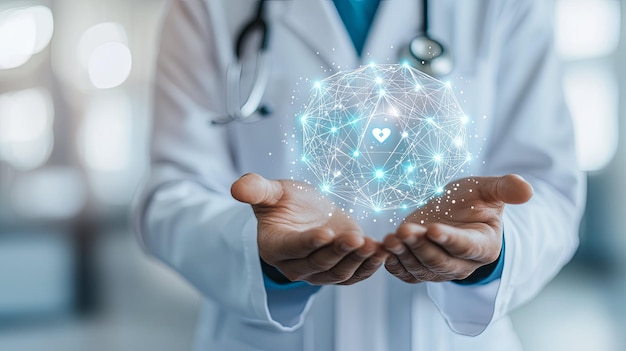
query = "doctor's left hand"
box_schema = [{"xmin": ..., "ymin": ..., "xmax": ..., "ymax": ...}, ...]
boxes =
[
  {"xmin": 383, "ymin": 175, "xmax": 533, "ymax": 283},
  {"xmin": 232, "ymin": 173, "xmax": 389, "ymax": 286}
]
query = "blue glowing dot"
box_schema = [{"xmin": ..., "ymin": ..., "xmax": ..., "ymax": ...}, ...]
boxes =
[
  {"xmin": 375, "ymin": 169, "xmax": 385, "ymax": 179},
  {"xmin": 433, "ymin": 154, "xmax": 442, "ymax": 162},
  {"xmin": 415, "ymin": 84, "xmax": 421, "ymax": 91},
  {"xmin": 436, "ymin": 187, "xmax": 444, "ymax": 194},
  {"xmin": 407, "ymin": 165, "xmax": 415, "ymax": 173},
  {"xmin": 321, "ymin": 184, "xmax": 331, "ymax": 192},
  {"xmin": 301, "ymin": 155, "xmax": 307, "ymax": 162},
  {"xmin": 401, "ymin": 61, "xmax": 410, "ymax": 68},
  {"xmin": 331, "ymin": 127, "xmax": 338, "ymax": 133},
  {"xmin": 402, "ymin": 204, "xmax": 408, "ymax": 210},
  {"xmin": 300, "ymin": 115, "xmax": 307, "ymax": 123},
  {"xmin": 461, "ymin": 115, "xmax": 469, "ymax": 124},
  {"xmin": 314, "ymin": 81, "xmax": 321, "ymax": 89},
  {"xmin": 379, "ymin": 89, "xmax": 386, "ymax": 96},
  {"xmin": 375, "ymin": 77, "xmax": 383, "ymax": 84},
  {"xmin": 466, "ymin": 153, "xmax": 472, "ymax": 161},
  {"xmin": 444, "ymin": 81, "xmax": 452, "ymax": 88},
  {"xmin": 353, "ymin": 150, "xmax": 360, "ymax": 157},
  {"xmin": 401, "ymin": 131, "xmax": 409, "ymax": 138}
]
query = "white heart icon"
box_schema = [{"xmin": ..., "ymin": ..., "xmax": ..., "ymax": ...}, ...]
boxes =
[{"xmin": 372, "ymin": 128, "xmax": 391, "ymax": 143}]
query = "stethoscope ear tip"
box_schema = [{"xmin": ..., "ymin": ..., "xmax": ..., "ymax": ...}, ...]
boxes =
[{"xmin": 258, "ymin": 105, "xmax": 272, "ymax": 116}]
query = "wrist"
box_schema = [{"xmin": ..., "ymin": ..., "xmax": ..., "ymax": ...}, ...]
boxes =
[
  {"xmin": 453, "ymin": 235, "xmax": 505, "ymax": 286},
  {"xmin": 261, "ymin": 258, "xmax": 312, "ymax": 289}
]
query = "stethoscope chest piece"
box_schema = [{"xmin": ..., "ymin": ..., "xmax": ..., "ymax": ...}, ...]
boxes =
[{"xmin": 399, "ymin": 35, "xmax": 453, "ymax": 78}]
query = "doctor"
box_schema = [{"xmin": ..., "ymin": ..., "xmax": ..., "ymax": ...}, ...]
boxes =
[{"xmin": 134, "ymin": 0, "xmax": 585, "ymax": 350}]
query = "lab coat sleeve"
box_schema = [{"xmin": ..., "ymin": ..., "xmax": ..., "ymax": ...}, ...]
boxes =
[
  {"xmin": 132, "ymin": 0, "xmax": 318, "ymax": 331},
  {"xmin": 426, "ymin": 0, "xmax": 585, "ymax": 336}
]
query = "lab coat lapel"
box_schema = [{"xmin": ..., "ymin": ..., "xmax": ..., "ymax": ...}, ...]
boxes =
[
  {"xmin": 280, "ymin": 0, "xmax": 359, "ymax": 69},
  {"xmin": 363, "ymin": 0, "xmax": 420, "ymax": 63}
]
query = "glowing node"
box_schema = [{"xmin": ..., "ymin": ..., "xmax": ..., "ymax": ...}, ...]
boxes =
[
  {"xmin": 331, "ymin": 126, "xmax": 338, "ymax": 133},
  {"xmin": 314, "ymin": 81, "xmax": 321, "ymax": 89},
  {"xmin": 379, "ymin": 89, "xmax": 386, "ymax": 96},
  {"xmin": 375, "ymin": 169, "xmax": 385, "ymax": 179},
  {"xmin": 375, "ymin": 77, "xmax": 383, "ymax": 84},
  {"xmin": 433, "ymin": 154, "xmax": 442, "ymax": 162},
  {"xmin": 461, "ymin": 115, "xmax": 469, "ymax": 124},
  {"xmin": 353, "ymin": 150, "xmax": 360, "ymax": 157},
  {"xmin": 401, "ymin": 131, "xmax": 409, "ymax": 138}
]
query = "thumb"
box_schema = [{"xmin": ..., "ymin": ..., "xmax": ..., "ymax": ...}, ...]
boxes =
[
  {"xmin": 479, "ymin": 174, "xmax": 534, "ymax": 205},
  {"xmin": 231, "ymin": 173, "xmax": 284, "ymax": 206}
]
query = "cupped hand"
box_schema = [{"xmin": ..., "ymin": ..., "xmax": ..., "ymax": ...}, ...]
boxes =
[
  {"xmin": 383, "ymin": 174, "xmax": 533, "ymax": 283},
  {"xmin": 231, "ymin": 173, "xmax": 388, "ymax": 285}
]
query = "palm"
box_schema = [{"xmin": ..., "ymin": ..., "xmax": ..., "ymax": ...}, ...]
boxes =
[
  {"xmin": 384, "ymin": 175, "xmax": 533, "ymax": 283},
  {"xmin": 232, "ymin": 173, "xmax": 387, "ymax": 285},
  {"xmin": 253, "ymin": 181, "xmax": 358, "ymax": 236}
]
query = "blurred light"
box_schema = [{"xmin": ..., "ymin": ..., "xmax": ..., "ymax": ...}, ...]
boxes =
[
  {"xmin": 0, "ymin": 6, "xmax": 53, "ymax": 69},
  {"xmin": 11, "ymin": 167, "xmax": 86, "ymax": 219},
  {"xmin": 79, "ymin": 93, "xmax": 132, "ymax": 172},
  {"xmin": 555, "ymin": 0, "xmax": 620, "ymax": 60},
  {"xmin": 30, "ymin": 6, "xmax": 54, "ymax": 53},
  {"xmin": 88, "ymin": 42, "xmax": 132, "ymax": 89},
  {"xmin": 77, "ymin": 22, "xmax": 127, "ymax": 67},
  {"xmin": 563, "ymin": 65, "xmax": 618, "ymax": 171},
  {"xmin": 0, "ymin": 88, "xmax": 54, "ymax": 170},
  {"xmin": 77, "ymin": 22, "xmax": 132, "ymax": 89}
]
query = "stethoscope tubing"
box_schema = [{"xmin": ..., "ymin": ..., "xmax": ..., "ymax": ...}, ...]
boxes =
[{"xmin": 217, "ymin": 0, "xmax": 451, "ymax": 125}]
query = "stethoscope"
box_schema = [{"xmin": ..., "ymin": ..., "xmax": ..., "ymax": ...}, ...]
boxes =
[{"xmin": 214, "ymin": 0, "xmax": 452, "ymax": 125}]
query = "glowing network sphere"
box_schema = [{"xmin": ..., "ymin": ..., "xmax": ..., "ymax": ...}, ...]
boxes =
[{"xmin": 301, "ymin": 64, "xmax": 470, "ymax": 210}]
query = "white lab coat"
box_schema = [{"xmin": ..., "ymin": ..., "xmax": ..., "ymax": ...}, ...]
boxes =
[{"xmin": 134, "ymin": 0, "xmax": 585, "ymax": 350}]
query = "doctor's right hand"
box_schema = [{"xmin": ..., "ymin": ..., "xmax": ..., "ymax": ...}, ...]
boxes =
[{"xmin": 232, "ymin": 173, "xmax": 388, "ymax": 286}]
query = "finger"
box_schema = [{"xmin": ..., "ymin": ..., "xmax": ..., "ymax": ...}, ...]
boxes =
[
  {"xmin": 406, "ymin": 232, "xmax": 474, "ymax": 277},
  {"xmin": 478, "ymin": 174, "xmax": 533, "ymax": 205},
  {"xmin": 384, "ymin": 231, "xmax": 442, "ymax": 281},
  {"xmin": 231, "ymin": 173, "xmax": 284, "ymax": 206},
  {"xmin": 307, "ymin": 237, "xmax": 377, "ymax": 284},
  {"xmin": 339, "ymin": 247, "xmax": 389, "ymax": 285},
  {"xmin": 266, "ymin": 227, "xmax": 335, "ymax": 262},
  {"xmin": 279, "ymin": 231, "xmax": 365, "ymax": 276},
  {"xmin": 425, "ymin": 223, "xmax": 500, "ymax": 263},
  {"xmin": 384, "ymin": 255, "xmax": 419, "ymax": 283}
]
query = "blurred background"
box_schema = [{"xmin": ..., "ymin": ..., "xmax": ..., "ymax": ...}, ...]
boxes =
[{"xmin": 0, "ymin": 0, "xmax": 624, "ymax": 350}]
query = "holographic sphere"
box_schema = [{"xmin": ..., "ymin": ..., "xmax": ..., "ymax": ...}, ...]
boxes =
[{"xmin": 300, "ymin": 64, "xmax": 470, "ymax": 211}]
